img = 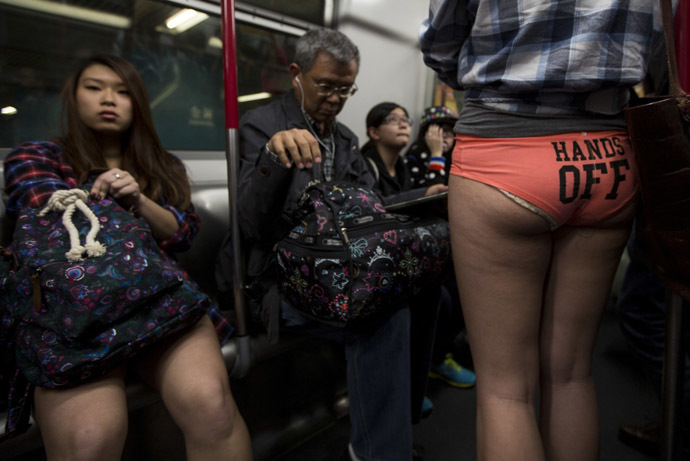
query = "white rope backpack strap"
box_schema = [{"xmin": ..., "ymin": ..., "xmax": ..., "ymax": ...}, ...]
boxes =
[{"xmin": 38, "ymin": 189, "xmax": 107, "ymax": 262}]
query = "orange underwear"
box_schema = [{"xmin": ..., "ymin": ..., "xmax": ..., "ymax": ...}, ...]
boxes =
[{"xmin": 450, "ymin": 131, "xmax": 637, "ymax": 228}]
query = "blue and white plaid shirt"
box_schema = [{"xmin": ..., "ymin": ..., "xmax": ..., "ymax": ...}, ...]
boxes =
[{"xmin": 419, "ymin": 0, "xmax": 667, "ymax": 115}]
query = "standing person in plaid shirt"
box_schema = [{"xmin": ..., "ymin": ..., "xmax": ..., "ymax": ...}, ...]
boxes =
[{"xmin": 420, "ymin": 0, "xmax": 667, "ymax": 459}]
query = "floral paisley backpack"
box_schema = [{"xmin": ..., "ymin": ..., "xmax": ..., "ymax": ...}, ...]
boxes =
[{"xmin": 0, "ymin": 188, "xmax": 209, "ymax": 388}]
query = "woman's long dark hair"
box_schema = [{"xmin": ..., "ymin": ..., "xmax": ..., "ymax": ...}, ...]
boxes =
[
  {"xmin": 360, "ymin": 102, "xmax": 408, "ymax": 153},
  {"xmin": 59, "ymin": 54, "xmax": 191, "ymax": 209}
]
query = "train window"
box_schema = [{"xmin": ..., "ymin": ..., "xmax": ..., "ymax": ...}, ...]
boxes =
[
  {"xmin": 238, "ymin": 0, "xmax": 328, "ymax": 26},
  {"xmin": 0, "ymin": 0, "xmax": 302, "ymax": 151}
]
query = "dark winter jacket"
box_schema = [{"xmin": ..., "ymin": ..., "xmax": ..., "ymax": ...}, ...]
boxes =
[
  {"xmin": 406, "ymin": 142, "xmax": 452, "ymax": 188},
  {"xmin": 218, "ymin": 92, "xmax": 421, "ymax": 334},
  {"xmin": 360, "ymin": 143, "xmax": 415, "ymax": 196}
]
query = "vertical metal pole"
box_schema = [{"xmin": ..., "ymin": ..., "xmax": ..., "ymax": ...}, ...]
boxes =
[
  {"xmin": 661, "ymin": 290, "xmax": 686, "ymax": 461},
  {"xmin": 675, "ymin": 0, "xmax": 689, "ymax": 92},
  {"xmin": 221, "ymin": 0, "xmax": 251, "ymax": 378}
]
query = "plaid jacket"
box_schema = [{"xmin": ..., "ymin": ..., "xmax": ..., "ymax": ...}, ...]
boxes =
[{"xmin": 419, "ymin": 0, "xmax": 667, "ymax": 115}]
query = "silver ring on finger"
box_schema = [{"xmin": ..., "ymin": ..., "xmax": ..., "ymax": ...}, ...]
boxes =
[{"xmin": 113, "ymin": 173, "xmax": 121, "ymax": 180}]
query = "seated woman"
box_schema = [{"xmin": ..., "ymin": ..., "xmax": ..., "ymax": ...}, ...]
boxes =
[
  {"xmin": 2, "ymin": 54, "xmax": 252, "ymax": 461},
  {"xmin": 406, "ymin": 105, "xmax": 459, "ymax": 188},
  {"xmin": 361, "ymin": 102, "xmax": 475, "ymax": 415}
]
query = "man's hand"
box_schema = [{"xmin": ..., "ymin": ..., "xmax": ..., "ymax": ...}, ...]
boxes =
[{"xmin": 268, "ymin": 129, "xmax": 323, "ymax": 169}]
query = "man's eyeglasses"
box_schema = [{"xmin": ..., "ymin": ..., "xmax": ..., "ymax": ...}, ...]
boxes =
[
  {"xmin": 309, "ymin": 78, "xmax": 358, "ymax": 99},
  {"xmin": 382, "ymin": 115, "xmax": 413, "ymax": 126}
]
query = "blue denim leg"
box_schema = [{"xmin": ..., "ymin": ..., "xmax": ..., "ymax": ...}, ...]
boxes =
[
  {"xmin": 410, "ymin": 287, "xmax": 441, "ymax": 424},
  {"xmin": 345, "ymin": 306, "xmax": 413, "ymax": 461},
  {"xmin": 281, "ymin": 302, "xmax": 414, "ymax": 461},
  {"xmin": 431, "ymin": 284, "xmax": 462, "ymax": 364}
]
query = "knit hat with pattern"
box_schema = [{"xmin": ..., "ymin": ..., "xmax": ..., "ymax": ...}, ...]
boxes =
[{"xmin": 420, "ymin": 106, "xmax": 458, "ymax": 129}]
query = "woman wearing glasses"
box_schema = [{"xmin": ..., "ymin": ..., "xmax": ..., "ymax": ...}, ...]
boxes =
[{"xmin": 361, "ymin": 102, "xmax": 447, "ymax": 198}]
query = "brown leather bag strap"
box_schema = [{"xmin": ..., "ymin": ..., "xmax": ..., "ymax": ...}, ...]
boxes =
[{"xmin": 660, "ymin": 0, "xmax": 684, "ymax": 97}]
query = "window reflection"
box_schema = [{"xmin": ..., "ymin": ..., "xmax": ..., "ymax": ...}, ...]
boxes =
[
  {"xmin": 0, "ymin": 0, "xmax": 302, "ymax": 150},
  {"xmin": 239, "ymin": 0, "xmax": 325, "ymax": 26}
]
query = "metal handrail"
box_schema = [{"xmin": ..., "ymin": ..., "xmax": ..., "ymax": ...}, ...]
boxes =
[{"xmin": 221, "ymin": 0, "xmax": 251, "ymax": 378}]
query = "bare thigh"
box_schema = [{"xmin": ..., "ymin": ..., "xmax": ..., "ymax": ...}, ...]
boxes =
[
  {"xmin": 540, "ymin": 203, "xmax": 634, "ymax": 380},
  {"xmin": 448, "ymin": 175, "xmax": 553, "ymax": 396},
  {"xmin": 33, "ymin": 365, "xmax": 128, "ymax": 460},
  {"xmin": 134, "ymin": 316, "xmax": 236, "ymax": 430}
]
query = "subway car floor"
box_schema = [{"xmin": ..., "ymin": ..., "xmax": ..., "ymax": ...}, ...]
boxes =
[{"xmin": 275, "ymin": 301, "xmax": 663, "ymax": 461}]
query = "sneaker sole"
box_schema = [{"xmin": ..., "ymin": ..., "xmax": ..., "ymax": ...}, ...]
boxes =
[{"xmin": 428, "ymin": 371, "xmax": 476, "ymax": 388}]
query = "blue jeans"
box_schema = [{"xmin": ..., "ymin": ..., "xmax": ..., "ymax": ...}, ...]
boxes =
[
  {"xmin": 616, "ymin": 235, "xmax": 690, "ymax": 452},
  {"xmin": 431, "ymin": 283, "xmax": 464, "ymax": 364},
  {"xmin": 282, "ymin": 291, "xmax": 438, "ymax": 461}
]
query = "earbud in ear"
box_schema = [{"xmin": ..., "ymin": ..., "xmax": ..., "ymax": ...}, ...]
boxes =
[{"xmin": 295, "ymin": 76, "xmax": 301, "ymax": 84}]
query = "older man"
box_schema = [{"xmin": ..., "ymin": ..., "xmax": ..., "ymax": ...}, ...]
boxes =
[{"xmin": 231, "ymin": 29, "xmax": 437, "ymax": 461}]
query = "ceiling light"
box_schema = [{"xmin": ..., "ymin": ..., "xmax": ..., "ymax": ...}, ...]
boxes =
[
  {"xmin": 2, "ymin": 106, "xmax": 18, "ymax": 115},
  {"xmin": 208, "ymin": 36, "xmax": 223, "ymax": 49},
  {"xmin": 0, "ymin": 0, "xmax": 131, "ymax": 29},
  {"xmin": 238, "ymin": 92, "xmax": 272, "ymax": 103},
  {"xmin": 165, "ymin": 8, "xmax": 208, "ymax": 33}
]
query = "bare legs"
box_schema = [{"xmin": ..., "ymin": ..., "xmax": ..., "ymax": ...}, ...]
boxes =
[
  {"xmin": 448, "ymin": 176, "xmax": 632, "ymax": 461},
  {"xmin": 33, "ymin": 316, "xmax": 252, "ymax": 461},
  {"xmin": 136, "ymin": 316, "xmax": 252, "ymax": 461},
  {"xmin": 449, "ymin": 176, "xmax": 551, "ymax": 460},
  {"xmin": 539, "ymin": 223, "xmax": 630, "ymax": 461},
  {"xmin": 34, "ymin": 366, "xmax": 129, "ymax": 461}
]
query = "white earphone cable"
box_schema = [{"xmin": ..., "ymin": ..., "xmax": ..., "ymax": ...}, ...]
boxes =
[{"xmin": 295, "ymin": 76, "xmax": 334, "ymax": 180}]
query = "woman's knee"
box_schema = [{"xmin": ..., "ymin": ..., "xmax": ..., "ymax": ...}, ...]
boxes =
[
  {"xmin": 541, "ymin": 357, "xmax": 593, "ymax": 386},
  {"xmin": 41, "ymin": 414, "xmax": 127, "ymax": 461},
  {"xmin": 541, "ymin": 330, "xmax": 597, "ymax": 384},
  {"xmin": 478, "ymin": 373, "xmax": 540, "ymax": 407},
  {"xmin": 168, "ymin": 378, "xmax": 239, "ymax": 440},
  {"xmin": 34, "ymin": 368, "xmax": 128, "ymax": 461}
]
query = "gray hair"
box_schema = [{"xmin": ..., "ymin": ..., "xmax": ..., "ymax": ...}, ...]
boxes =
[{"xmin": 294, "ymin": 29, "xmax": 360, "ymax": 72}]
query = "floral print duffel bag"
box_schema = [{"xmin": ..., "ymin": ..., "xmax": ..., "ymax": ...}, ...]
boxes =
[{"xmin": 275, "ymin": 181, "xmax": 451, "ymax": 328}]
